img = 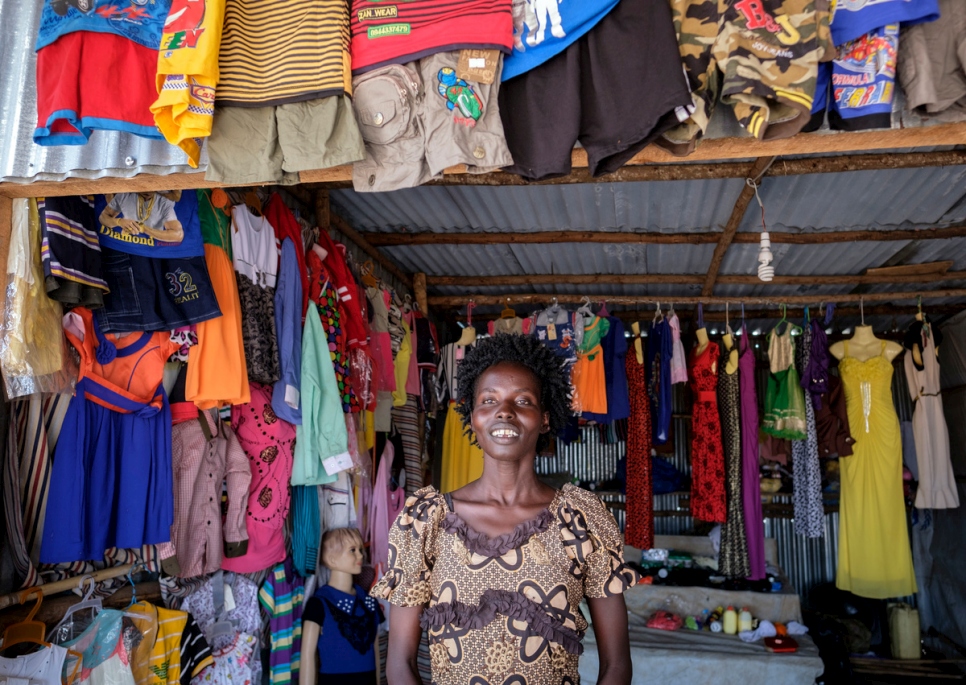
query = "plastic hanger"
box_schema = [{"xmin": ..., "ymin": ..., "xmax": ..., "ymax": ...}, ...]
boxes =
[
  {"xmin": 360, "ymin": 261, "xmax": 379, "ymax": 288},
  {"xmin": 652, "ymin": 301, "xmax": 663, "ymax": 324},
  {"xmin": 668, "ymin": 302, "xmax": 675, "ymax": 318},
  {"xmin": 3, "ymin": 588, "xmax": 50, "ymax": 650},
  {"xmin": 774, "ymin": 304, "xmax": 802, "ymax": 335},
  {"xmin": 576, "ymin": 296, "xmax": 594, "ymax": 323},
  {"xmin": 47, "ymin": 576, "xmax": 101, "ymax": 641},
  {"xmin": 500, "ymin": 298, "xmax": 516, "ymax": 319},
  {"xmin": 598, "ymin": 300, "xmax": 610, "ymax": 318}
]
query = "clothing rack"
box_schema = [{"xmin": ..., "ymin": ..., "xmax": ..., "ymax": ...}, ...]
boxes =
[
  {"xmin": 427, "ymin": 288, "xmax": 966, "ymax": 308},
  {"xmin": 0, "ymin": 564, "xmax": 135, "ymax": 611}
]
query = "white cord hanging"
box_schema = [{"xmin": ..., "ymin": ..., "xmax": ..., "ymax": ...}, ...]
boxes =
[{"xmin": 748, "ymin": 178, "xmax": 774, "ymax": 282}]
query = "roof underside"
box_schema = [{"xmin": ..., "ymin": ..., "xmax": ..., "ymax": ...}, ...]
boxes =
[{"xmin": 330, "ymin": 162, "xmax": 966, "ymax": 332}]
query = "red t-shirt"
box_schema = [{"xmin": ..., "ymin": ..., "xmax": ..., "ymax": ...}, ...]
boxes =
[{"xmin": 350, "ymin": 0, "xmax": 513, "ymax": 72}]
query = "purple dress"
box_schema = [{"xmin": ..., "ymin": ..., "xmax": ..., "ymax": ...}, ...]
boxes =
[{"xmin": 739, "ymin": 326, "xmax": 766, "ymax": 580}]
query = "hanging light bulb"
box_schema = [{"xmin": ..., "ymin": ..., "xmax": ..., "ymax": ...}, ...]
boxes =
[{"xmin": 757, "ymin": 231, "xmax": 774, "ymax": 282}]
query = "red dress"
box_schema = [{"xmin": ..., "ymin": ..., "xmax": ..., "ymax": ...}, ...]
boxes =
[
  {"xmin": 625, "ymin": 345, "xmax": 654, "ymax": 549},
  {"xmin": 689, "ymin": 344, "xmax": 727, "ymax": 522}
]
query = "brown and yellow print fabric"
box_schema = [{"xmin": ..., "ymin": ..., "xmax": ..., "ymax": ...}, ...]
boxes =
[
  {"xmin": 371, "ymin": 484, "xmax": 639, "ymax": 685},
  {"xmin": 659, "ymin": 0, "xmax": 823, "ymax": 155}
]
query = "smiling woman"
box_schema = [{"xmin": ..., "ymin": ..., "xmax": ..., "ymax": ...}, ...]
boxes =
[{"xmin": 371, "ymin": 334, "xmax": 639, "ymax": 685}]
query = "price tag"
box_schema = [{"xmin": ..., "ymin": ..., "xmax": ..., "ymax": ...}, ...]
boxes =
[
  {"xmin": 457, "ymin": 49, "xmax": 500, "ymax": 84},
  {"xmin": 323, "ymin": 451, "xmax": 354, "ymax": 476},
  {"xmin": 547, "ymin": 323, "xmax": 557, "ymax": 341},
  {"xmin": 223, "ymin": 584, "xmax": 236, "ymax": 612}
]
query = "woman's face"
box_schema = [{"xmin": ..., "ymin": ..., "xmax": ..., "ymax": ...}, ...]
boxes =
[{"xmin": 471, "ymin": 361, "xmax": 550, "ymax": 462}]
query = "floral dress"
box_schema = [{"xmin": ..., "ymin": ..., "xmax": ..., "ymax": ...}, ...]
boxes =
[
  {"xmin": 689, "ymin": 343, "xmax": 726, "ymax": 523},
  {"xmin": 307, "ymin": 250, "xmax": 359, "ymax": 414},
  {"xmin": 371, "ymin": 484, "xmax": 639, "ymax": 685}
]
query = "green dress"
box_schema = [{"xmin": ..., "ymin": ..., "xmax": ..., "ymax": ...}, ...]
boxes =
[{"xmin": 761, "ymin": 327, "xmax": 807, "ymax": 440}]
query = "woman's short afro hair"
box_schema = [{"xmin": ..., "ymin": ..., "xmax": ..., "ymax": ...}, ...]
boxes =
[{"xmin": 454, "ymin": 334, "xmax": 573, "ymax": 449}]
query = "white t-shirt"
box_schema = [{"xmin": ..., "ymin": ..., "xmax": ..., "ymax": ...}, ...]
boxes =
[
  {"xmin": 0, "ymin": 644, "xmax": 68, "ymax": 685},
  {"xmin": 231, "ymin": 206, "xmax": 278, "ymax": 289}
]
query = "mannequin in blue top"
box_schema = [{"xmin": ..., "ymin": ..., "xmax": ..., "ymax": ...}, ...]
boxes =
[{"xmin": 300, "ymin": 527, "xmax": 384, "ymax": 685}]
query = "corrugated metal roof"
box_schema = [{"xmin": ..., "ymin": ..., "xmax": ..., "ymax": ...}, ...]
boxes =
[{"xmin": 0, "ymin": 0, "xmax": 203, "ymax": 184}]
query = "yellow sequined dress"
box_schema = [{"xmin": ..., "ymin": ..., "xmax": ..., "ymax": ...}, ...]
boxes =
[{"xmin": 836, "ymin": 341, "xmax": 917, "ymax": 599}]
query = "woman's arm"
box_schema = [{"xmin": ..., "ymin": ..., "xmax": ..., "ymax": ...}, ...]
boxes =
[
  {"xmin": 386, "ymin": 605, "xmax": 424, "ymax": 685},
  {"xmin": 299, "ymin": 620, "xmax": 320, "ymax": 685},
  {"xmin": 587, "ymin": 594, "xmax": 632, "ymax": 685}
]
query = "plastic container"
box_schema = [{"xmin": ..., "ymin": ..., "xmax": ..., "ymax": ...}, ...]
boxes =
[
  {"xmin": 738, "ymin": 607, "xmax": 753, "ymax": 633},
  {"xmin": 723, "ymin": 606, "xmax": 738, "ymax": 635},
  {"xmin": 888, "ymin": 603, "xmax": 921, "ymax": 660}
]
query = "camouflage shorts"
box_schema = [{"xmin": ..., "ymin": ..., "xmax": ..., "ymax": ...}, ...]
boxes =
[{"xmin": 659, "ymin": 0, "xmax": 832, "ymax": 155}]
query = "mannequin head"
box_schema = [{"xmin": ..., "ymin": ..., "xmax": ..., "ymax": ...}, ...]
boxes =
[{"xmin": 321, "ymin": 527, "xmax": 365, "ymax": 576}]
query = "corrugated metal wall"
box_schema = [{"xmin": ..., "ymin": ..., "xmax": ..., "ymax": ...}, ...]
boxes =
[{"xmin": 539, "ymin": 352, "xmax": 916, "ymax": 605}]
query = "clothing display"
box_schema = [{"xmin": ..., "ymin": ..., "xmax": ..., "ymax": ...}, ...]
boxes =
[
  {"xmin": 624, "ymin": 344, "xmax": 653, "ymax": 550},
  {"xmin": 648, "ymin": 316, "xmax": 673, "ymax": 445},
  {"xmin": 500, "ymin": 0, "xmax": 690, "ymax": 179},
  {"xmin": 738, "ymin": 325, "xmax": 766, "ymax": 581},
  {"xmin": 762, "ymin": 327, "xmax": 807, "ymax": 440},
  {"xmin": 0, "ymin": 644, "xmax": 68, "ymax": 685},
  {"xmin": 128, "ymin": 602, "xmax": 214, "ymax": 685},
  {"xmin": 351, "ymin": 52, "xmax": 513, "ymax": 192},
  {"xmin": 98, "ymin": 192, "xmax": 205, "ymax": 259},
  {"xmin": 718, "ymin": 337, "xmax": 749, "ymax": 577},
  {"xmin": 815, "ymin": 375, "xmax": 854, "ymax": 458},
  {"xmin": 582, "ymin": 317, "xmax": 630, "ymax": 424},
  {"xmin": 37, "ymin": 195, "xmax": 107, "ymax": 308},
  {"xmin": 791, "ymin": 323, "xmax": 824, "ymax": 538},
  {"xmin": 689, "ymin": 342, "xmax": 726, "ymax": 523},
  {"xmin": 837, "ymin": 341, "xmax": 917, "ymax": 598},
  {"xmin": 304, "ymin": 585, "xmax": 382, "ymax": 680},
  {"xmin": 308, "ymin": 248, "xmax": 359, "ymax": 414},
  {"xmin": 572, "ymin": 315, "xmax": 610, "ymax": 414},
  {"xmin": 273, "ymin": 239, "xmax": 303, "ymax": 424},
  {"xmin": 259, "ymin": 559, "xmax": 306, "ymax": 685},
  {"xmin": 669, "ymin": 314, "xmax": 687, "ymax": 385},
  {"xmin": 371, "ymin": 484, "xmax": 639, "ymax": 684},
  {"xmin": 900, "ymin": 0, "xmax": 966, "ymax": 116},
  {"xmin": 904, "ymin": 321, "xmax": 959, "ymax": 509}
]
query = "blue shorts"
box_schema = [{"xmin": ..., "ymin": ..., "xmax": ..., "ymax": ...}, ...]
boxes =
[{"xmin": 96, "ymin": 246, "xmax": 222, "ymax": 333}]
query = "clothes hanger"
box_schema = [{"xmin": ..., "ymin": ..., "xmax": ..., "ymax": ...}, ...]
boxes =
[
  {"xmin": 360, "ymin": 261, "xmax": 379, "ymax": 288},
  {"xmin": 598, "ymin": 300, "xmax": 610, "ymax": 318},
  {"xmin": 500, "ymin": 298, "xmax": 516, "ymax": 319},
  {"xmin": 668, "ymin": 302, "xmax": 675, "ymax": 318},
  {"xmin": 576, "ymin": 296, "xmax": 594, "ymax": 322},
  {"xmin": 652, "ymin": 301, "xmax": 663, "ymax": 324},
  {"xmin": 3, "ymin": 588, "xmax": 83, "ymax": 684},
  {"xmin": 46, "ymin": 576, "xmax": 101, "ymax": 640},
  {"xmin": 456, "ymin": 301, "xmax": 477, "ymax": 347}
]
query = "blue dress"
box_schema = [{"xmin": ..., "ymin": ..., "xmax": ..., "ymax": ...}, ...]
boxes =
[{"xmin": 647, "ymin": 318, "xmax": 673, "ymax": 445}]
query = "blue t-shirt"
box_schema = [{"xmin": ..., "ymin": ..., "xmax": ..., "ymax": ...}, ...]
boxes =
[
  {"xmin": 582, "ymin": 316, "xmax": 630, "ymax": 424},
  {"xmin": 37, "ymin": 0, "xmax": 171, "ymax": 51},
  {"xmin": 502, "ymin": 0, "xmax": 620, "ymax": 81},
  {"xmin": 829, "ymin": 0, "xmax": 939, "ymax": 46},
  {"xmin": 304, "ymin": 585, "xmax": 383, "ymax": 675},
  {"xmin": 95, "ymin": 191, "xmax": 205, "ymax": 258}
]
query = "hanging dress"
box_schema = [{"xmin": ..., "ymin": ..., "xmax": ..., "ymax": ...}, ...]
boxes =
[
  {"xmin": 718, "ymin": 337, "xmax": 749, "ymax": 577},
  {"xmin": 689, "ymin": 343, "xmax": 726, "ymax": 523},
  {"xmin": 573, "ymin": 315, "xmax": 610, "ymax": 415},
  {"xmin": 308, "ymin": 249, "xmax": 359, "ymax": 414},
  {"xmin": 836, "ymin": 341, "xmax": 917, "ymax": 598},
  {"xmin": 624, "ymin": 336, "xmax": 653, "ymax": 549},
  {"xmin": 904, "ymin": 322, "xmax": 959, "ymax": 509},
  {"xmin": 762, "ymin": 327, "xmax": 807, "ymax": 440},
  {"xmin": 738, "ymin": 325, "xmax": 766, "ymax": 580},
  {"xmin": 792, "ymin": 323, "xmax": 825, "ymax": 538},
  {"xmin": 648, "ymin": 317, "xmax": 673, "ymax": 445},
  {"xmin": 669, "ymin": 314, "xmax": 688, "ymax": 385},
  {"xmin": 437, "ymin": 341, "xmax": 483, "ymax": 493}
]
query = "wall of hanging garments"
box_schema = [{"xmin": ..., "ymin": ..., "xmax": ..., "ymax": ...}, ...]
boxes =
[{"xmin": 26, "ymin": 0, "xmax": 966, "ymax": 189}]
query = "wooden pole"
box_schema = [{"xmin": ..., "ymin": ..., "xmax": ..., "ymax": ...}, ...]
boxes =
[
  {"xmin": 426, "ymin": 289, "xmax": 966, "ymax": 307},
  {"xmin": 362, "ymin": 224, "xmax": 966, "ymax": 247},
  {"xmin": 413, "ymin": 272, "xmax": 428, "ymax": 315},
  {"xmin": 0, "ymin": 582, "xmax": 161, "ymax": 632},
  {"xmin": 0, "ymin": 564, "xmax": 135, "ymax": 611},
  {"xmin": 424, "ymin": 271, "xmax": 966, "ymax": 287},
  {"xmin": 316, "ymin": 199, "xmax": 414, "ymax": 289},
  {"xmin": 0, "ymin": 196, "xmax": 11, "ymax": 316},
  {"xmin": 703, "ymin": 157, "xmax": 776, "ymax": 296},
  {"xmin": 315, "ymin": 189, "xmax": 331, "ymax": 231}
]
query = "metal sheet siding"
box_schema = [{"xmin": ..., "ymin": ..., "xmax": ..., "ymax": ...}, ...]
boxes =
[{"xmin": 0, "ymin": 0, "xmax": 201, "ymax": 184}]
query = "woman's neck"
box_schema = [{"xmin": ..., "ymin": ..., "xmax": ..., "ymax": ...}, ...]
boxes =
[{"xmin": 473, "ymin": 456, "xmax": 547, "ymax": 506}]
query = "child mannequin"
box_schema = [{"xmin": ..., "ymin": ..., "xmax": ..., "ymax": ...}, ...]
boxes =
[{"xmin": 300, "ymin": 528, "xmax": 383, "ymax": 685}]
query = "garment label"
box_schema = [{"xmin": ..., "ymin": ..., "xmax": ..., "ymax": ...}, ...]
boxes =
[
  {"xmin": 323, "ymin": 451, "xmax": 354, "ymax": 476},
  {"xmin": 285, "ymin": 384, "xmax": 300, "ymax": 409},
  {"xmin": 223, "ymin": 584, "xmax": 236, "ymax": 612},
  {"xmin": 457, "ymin": 49, "xmax": 499, "ymax": 84},
  {"xmin": 547, "ymin": 323, "xmax": 557, "ymax": 341}
]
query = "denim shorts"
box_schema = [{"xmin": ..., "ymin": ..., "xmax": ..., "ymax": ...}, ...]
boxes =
[{"xmin": 95, "ymin": 246, "xmax": 222, "ymax": 333}]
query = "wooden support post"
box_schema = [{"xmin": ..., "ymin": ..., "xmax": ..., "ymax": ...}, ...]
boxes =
[
  {"xmin": 315, "ymin": 189, "xmax": 331, "ymax": 231},
  {"xmin": 413, "ymin": 272, "xmax": 428, "ymax": 315},
  {"xmin": 703, "ymin": 156, "xmax": 776, "ymax": 296}
]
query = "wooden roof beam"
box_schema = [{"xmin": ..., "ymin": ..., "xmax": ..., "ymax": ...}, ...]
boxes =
[
  {"xmin": 425, "ymin": 271, "xmax": 966, "ymax": 287},
  {"xmin": 427, "ymin": 289, "xmax": 966, "ymax": 307},
  {"xmin": 364, "ymin": 223, "xmax": 966, "ymax": 246},
  {"xmin": 324, "ymin": 205, "xmax": 413, "ymax": 289}
]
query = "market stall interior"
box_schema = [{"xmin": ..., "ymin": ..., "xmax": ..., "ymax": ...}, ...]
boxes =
[{"xmin": 4, "ymin": 0, "xmax": 966, "ymax": 683}]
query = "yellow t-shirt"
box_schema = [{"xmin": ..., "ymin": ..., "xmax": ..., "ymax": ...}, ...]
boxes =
[
  {"xmin": 151, "ymin": 0, "xmax": 226, "ymax": 167},
  {"xmin": 129, "ymin": 602, "xmax": 213, "ymax": 685}
]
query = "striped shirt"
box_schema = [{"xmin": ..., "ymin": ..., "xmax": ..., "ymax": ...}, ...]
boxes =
[
  {"xmin": 349, "ymin": 0, "xmax": 513, "ymax": 73},
  {"xmin": 259, "ymin": 560, "xmax": 305, "ymax": 685},
  {"xmin": 217, "ymin": 0, "xmax": 351, "ymax": 105},
  {"xmin": 129, "ymin": 603, "xmax": 213, "ymax": 685}
]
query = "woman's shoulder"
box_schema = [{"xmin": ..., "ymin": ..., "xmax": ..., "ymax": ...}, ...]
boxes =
[
  {"xmin": 393, "ymin": 486, "xmax": 446, "ymax": 538},
  {"xmin": 557, "ymin": 483, "xmax": 608, "ymax": 512}
]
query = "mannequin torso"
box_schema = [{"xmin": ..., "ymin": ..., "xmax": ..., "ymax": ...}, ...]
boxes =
[
  {"xmin": 829, "ymin": 325, "xmax": 903, "ymax": 363},
  {"xmin": 722, "ymin": 332, "xmax": 739, "ymax": 375}
]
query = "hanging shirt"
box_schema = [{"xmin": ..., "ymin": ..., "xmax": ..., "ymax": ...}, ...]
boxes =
[
  {"xmin": 582, "ymin": 316, "xmax": 630, "ymax": 423},
  {"xmin": 502, "ymin": 0, "xmax": 620, "ymax": 80},
  {"xmin": 231, "ymin": 206, "xmax": 277, "ymax": 289},
  {"xmin": 0, "ymin": 644, "xmax": 68, "ymax": 685},
  {"xmin": 349, "ymin": 0, "xmax": 514, "ymax": 73},
  {"xmin": 273, "ymin": 239, "xmax": 303, "ymax": 424},
  {"xmin": 259, "ymin": 559, "xmax": 305, "ymax": 685},
  {"xmin": 265, "ymin": 194, "xmax": 310, "ymax": 318},
  {"xmin": 96, "ymin": 192, "xmax": 204, "ymax": 258},
  {"xmin": 293, "ymin": 305, "xmax": 349, "ymax": 485},
  {"xmin": 830, "ymin": 0, "xmax": 939, "ymax": 46},
  {"xmin": 162, "ymin": 410, "xmax": 252, "ymax": 578},
  {"xmin": 152, "ymin": 0, "xmax": 226, "ymax": 168},
  {"xmin": 128, "ymin": 602, "xmax": 213, "ymax": 685},
  {"xmin": 36, "ymin": 0, "xmax": 170, "ymax": 50},
  {"xmin": 37, "ymin": 195, "xmax": 108, "ymax": 304}
]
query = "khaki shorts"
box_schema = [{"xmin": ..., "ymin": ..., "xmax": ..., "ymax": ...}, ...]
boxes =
[
  {"xmin": 206, "ymin": 95, "xmax": 365, "ymax": 185},
  {"xmin": 351, "ymin": 51, "xmax": 513, "ymax": 192}
]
